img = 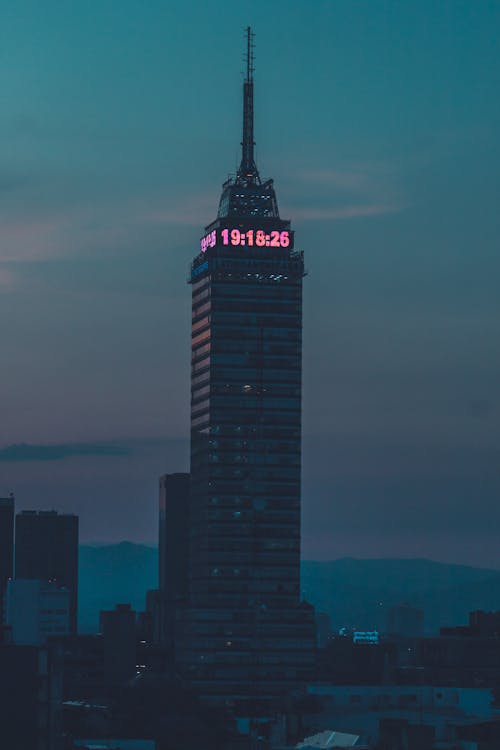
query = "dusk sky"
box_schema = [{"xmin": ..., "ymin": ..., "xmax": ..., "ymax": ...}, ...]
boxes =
[{"xmin": 1, "ymin": 1, "xmax": 499, "ymax": 567}]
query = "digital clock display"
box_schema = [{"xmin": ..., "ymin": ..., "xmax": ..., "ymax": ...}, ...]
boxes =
[{"xmin": 200, "ymin": 227, "xmax": 292, "ymax": 253}]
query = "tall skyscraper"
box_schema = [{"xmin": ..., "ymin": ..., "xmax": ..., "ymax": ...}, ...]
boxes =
[
  {"xmin": 15, "ymin": 510, "xmax": 79, "ymax": 633},
  {"xmin": 177, "ymin": 29, "xmax": 315, "ymax": 714},
  {"xmin": 0, "ymin": 495, "xmax": 15, "ymax": 633}
]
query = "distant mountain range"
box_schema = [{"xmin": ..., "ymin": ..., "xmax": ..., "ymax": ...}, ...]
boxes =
[
  {"xmin": 300, "ymin": 557, "xmax": 500, "ymax": 634},
  {"xmin": 79, "ymin": 542, "xmax": 500, "ymax": 634}
]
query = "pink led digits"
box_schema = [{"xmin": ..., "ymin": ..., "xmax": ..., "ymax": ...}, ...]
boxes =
[
  {"xmin": 220, "ymin": 228, "xmax": 291, "ymax": 248},
  {"xmin": 279, "ymin": 231, "xmax": 290, "ymax": 247},
  {"xmin": 200, "ymin": 230, "xmax": 216, "ymax": 253}
]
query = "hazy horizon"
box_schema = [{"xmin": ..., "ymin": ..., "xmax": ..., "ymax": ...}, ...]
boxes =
[{"xmin": 76, "ymin": 539, "xmax": 500, "ymax": 572}]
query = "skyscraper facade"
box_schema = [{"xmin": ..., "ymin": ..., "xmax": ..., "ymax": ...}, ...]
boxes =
[
  {"xmin": 15, "ymin": 510, "xmax": 79, "ymax": 633},
  {"xmin": 177, "ymin": 30, "xmax": 315, "ymax": 714}
]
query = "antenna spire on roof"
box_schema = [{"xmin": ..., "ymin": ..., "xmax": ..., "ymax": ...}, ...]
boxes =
[
  {"xmin": 245, "ymin": 24, "xmax": 254, "ymax": 83},
  {"xmin": 238, "ymin": 26, "xmax": 260, "ymax": 184}
]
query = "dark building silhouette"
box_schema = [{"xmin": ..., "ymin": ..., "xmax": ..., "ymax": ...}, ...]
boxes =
[
  {"xmin": 15, "ymin": 510, "xmax": 79, "ymax": 633},
  {"xmin": 378, "ymin": 717, "xmax": 435, "ymax": 750},
  {"xmin": 318, "ymin": 635, "xmax": 398, "ymax": 685},
  {"xmin": 465, "ymin": 609, "xmax": 500, "ymax": 638},
  {"xmin": 0, "ymin": 494, "xmax": 14, "ymax": 636},
  {"xmin": 315, "ymin": 612, "xmax": 332, "ymax": 649},
  {"xmin": 391, "ymin": 610, "xmax": 500, "ymax": 690},
  {"xmin": 137, "ymin": 588, "xmax": 162, "ymax": 646},
  {"xmin": 386, "ymin": 603, "xmax": 424, "ymax": 639},
  {"xmin": 56, "ymin": 633, "xmax": 105, "ymax": 700},
  {"xmin": 415, "ymin": 630, "xmax": 500, "ymax": 689},
  {"xmin": 158, "ymin": 472, "xmax": 190, "ymax": 654},
  {"xmin": 176, "ymin": 28, "xmax": 316, "ymax": 713},
  {"xmin": 99, "ymin": 603, "xmax": 137, "ymax": 689},
  {"xmin": 0, "ymin": 643, "xmax": 62, "ymax": 750},
  {"xmin": 456, "ymin": 719, "xmax": 500, "ymax": 749}
]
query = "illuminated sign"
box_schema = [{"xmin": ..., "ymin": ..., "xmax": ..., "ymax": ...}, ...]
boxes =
[
  {"xmin": 200, "ymin": 227, "xmax": 292, "ymax": 253},
  {"xmin": 353, "ymin": 630, "xmax": 379, "ymax": 645},
  {"xmin": 201, "ymin": 230, "xmax": 217, "ymax": 253}
]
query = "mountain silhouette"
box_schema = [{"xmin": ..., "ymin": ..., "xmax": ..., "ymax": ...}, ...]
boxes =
[{"xmin": 78, "ymin": 543, "xmax": 500, "ymax": 634}]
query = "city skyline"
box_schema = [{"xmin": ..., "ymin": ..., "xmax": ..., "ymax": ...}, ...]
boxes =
[{"xmin": 1, "ymin": 1, "xmax": 499, "ymax": 567}]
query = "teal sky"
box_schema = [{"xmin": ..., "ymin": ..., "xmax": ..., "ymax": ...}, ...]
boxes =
[{"xmin": 1, "ymin": 1, "xmax": 499, "ymax": 566}]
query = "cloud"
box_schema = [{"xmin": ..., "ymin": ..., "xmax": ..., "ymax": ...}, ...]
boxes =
[
  {"xmin": 0, "ymin": 175, "xmax": 215, "ymax": 277},
  {"xmin": 283, "ymin": 161, "xmax": 406, "ymax": 222},
  {"xmin": 0, "ymin": 267, "xmax": 15, "ymax": 288},
  {"xmin": 0, "ymin": 442, "xmax": 130, "ymax": 462},
  {"xmin": 294, "ymin": 203, "xmax": 401, "ymax": 221},
  {"xmin": 297, "ymin": 167, "xmax": 376, "ymax": 190},
  {"xmin": 143, "ymin": 190, "xmax": 218, "ymax": 228},
  {"xmin": 0, "ymin": 215, "xmax": 76, "ymax": 264}
]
